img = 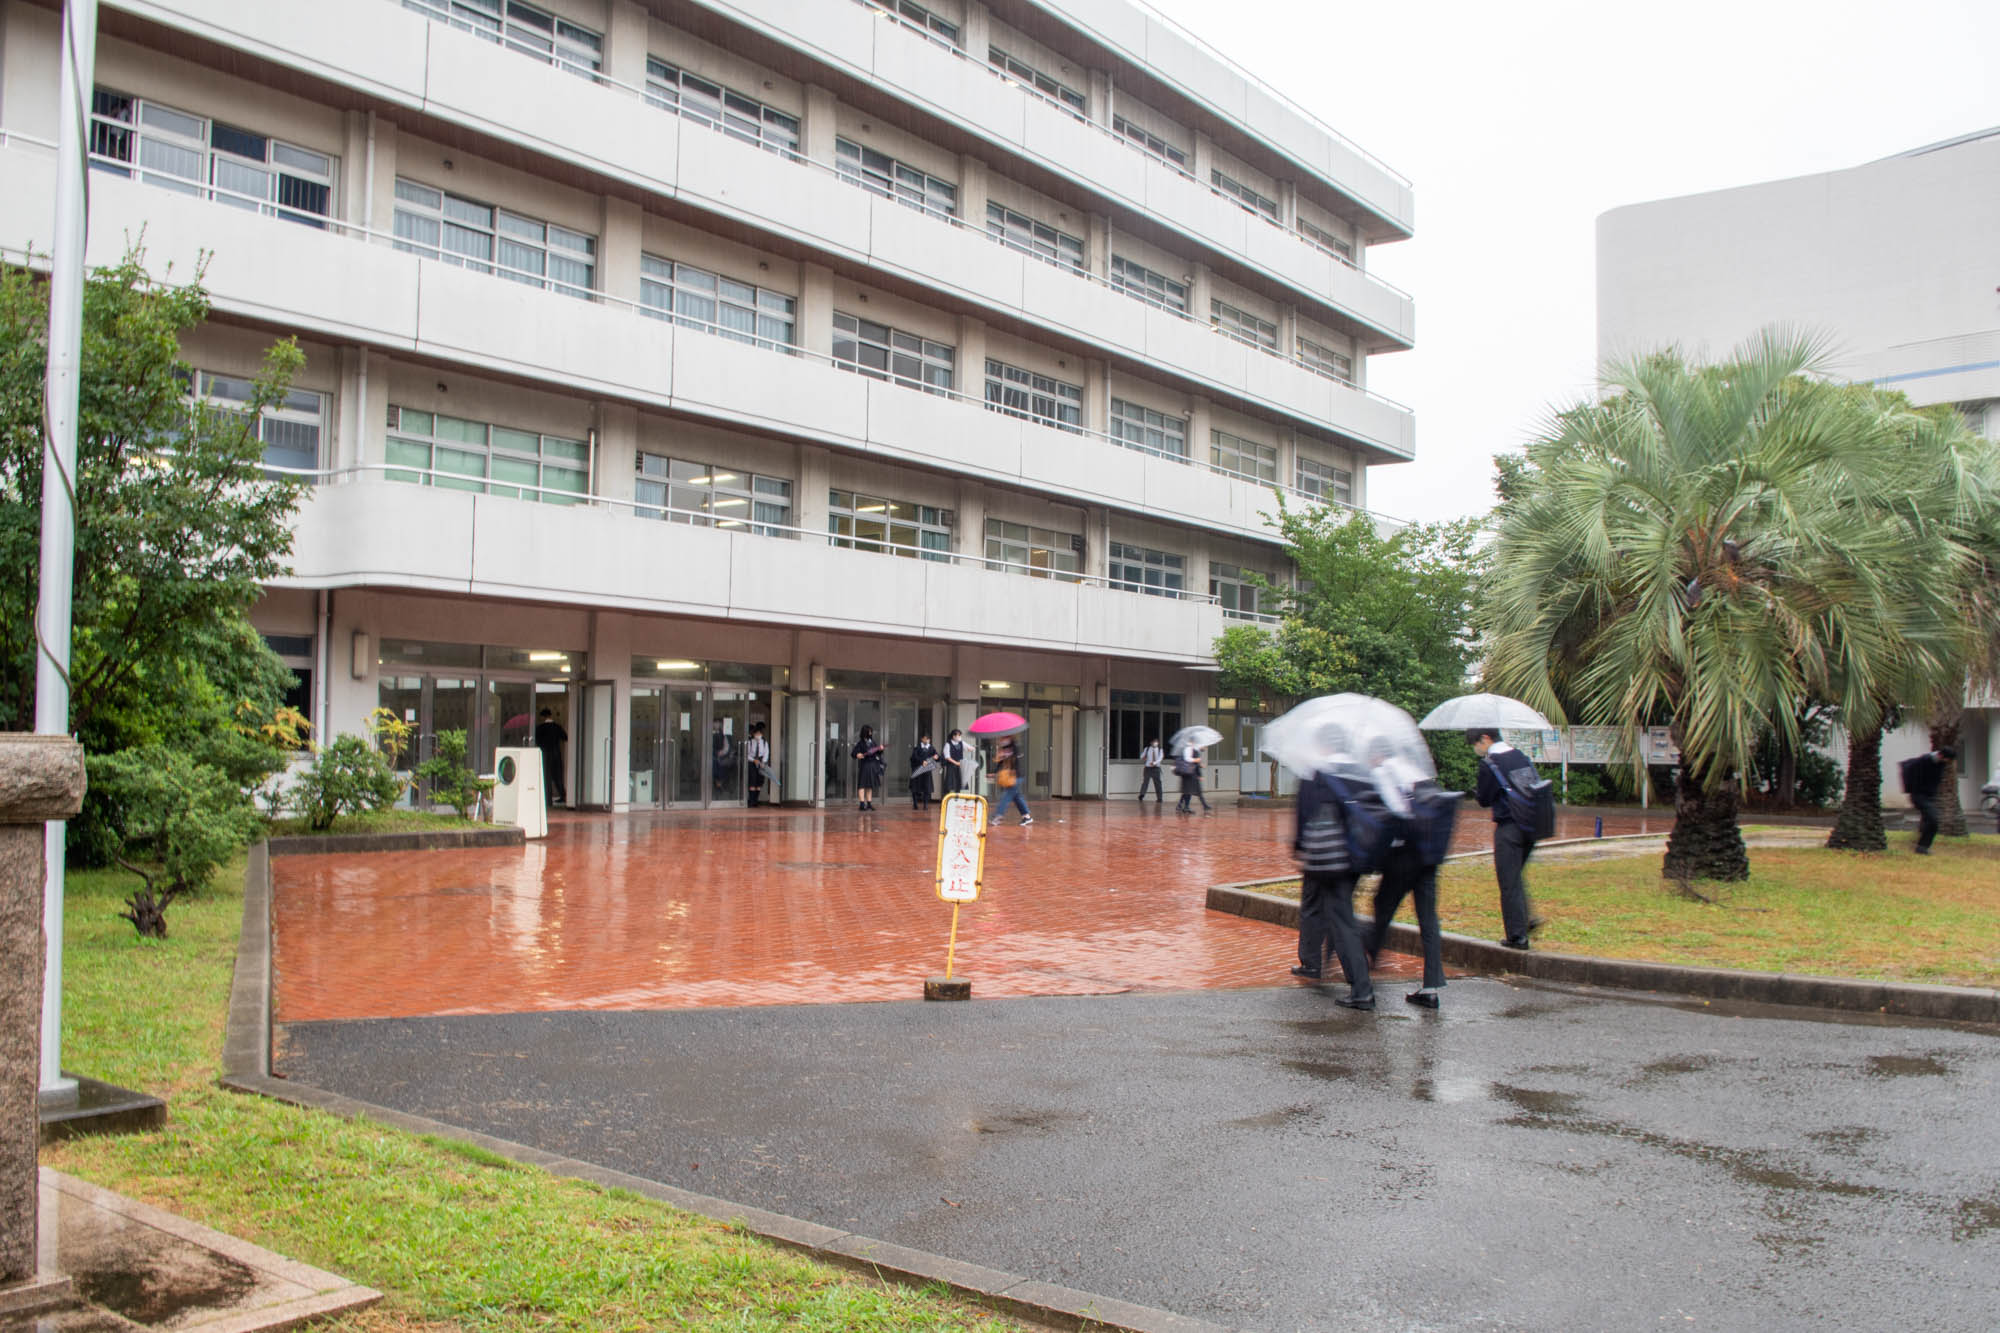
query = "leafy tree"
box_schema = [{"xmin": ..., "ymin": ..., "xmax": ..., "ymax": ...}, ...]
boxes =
[
  {"xmin": 87, "ymin": 747, "xmax": 263, "ymax": 937},
  {"xmin": 1482, "ymin": 334, "xmax": 1957, "ymax": 881},
  {"xmin": 290, "ymin": 734, "xmax": 404, "ymax": 831},
  {"xmin": 413, "ymin": 728, "xmax": 492, "ymax": 820}
]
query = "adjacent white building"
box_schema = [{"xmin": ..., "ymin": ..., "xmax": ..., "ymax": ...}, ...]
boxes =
[
  {"xmin": 1599, "ymin": 129, "xmax": 2000, "ymax": 810},
  {"xmin": 0, "ymin": 0, "xmax": 1416, "ymax": 810}
]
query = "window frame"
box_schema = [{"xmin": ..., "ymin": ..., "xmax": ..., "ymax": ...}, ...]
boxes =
[
  {"xmin": 828, "ymin": 489, "xmax": 952, "ymax": 561},
  {"xmin": 985, "ymin": 201, "xmax": 1085, "ymax": 272},
  {"xmin": 401, "ymin": 0, "xmax": 602, "ymax": 80},
  {"xmin": 1209, "ymin": 428, "xmax": 1278, "ymax": 484},
  {"xmin": 385, "ymin": 404, "xmax": 591, "ymax": 504},
  {"xmin": 987, "ymin": 46, "xmax": 1086, "ymax": 113},
  {"xmin": 984, "ymin": 518, "xmax": 1081, "ymax": 581},
  {"xmin": 1110, "ymin": 256, "xmax": 1189, "ymax": 315},
  {"xmin": 1295, "ymin": 455, "xmax": 1355, "ymax": 507},
  {"xmin": 832, "ymin": 312, "xmax": 955, "ymax": 395},
  {"xmin": 1107, "ymin": 540, "xmax": 1186, "ymax": 599},
  {"xmin": 643, "ymin": 58, "xmax": 800, "ymax": 159},
  {"xmin": 984, "ymin": 358, "xmax": 1082, "ymax": 432},
  {"xmin": 1112, "ymin": 114, "xmax": 1190, "ymax": 173},
  {"xmin": 640, "ymin": 255, "xmax": 796, "ymax": 351},
  {"xmin": 1209, "ymin": 562, "xmax": 1270, "ymax": 621},
  {"xmin": 89, "ymin": 89, "xmax": 336, "ymax": 228},
  {"xmin": 634, "ymin": 452, "xmax": 793, "ymax": 535},
  {"xmin": 1296, "ymin": 335, "xmax": 1355, "ymax": 384},
  {"xmin": 1297, "ymin": 216, "xmax": 1355, "ymax": 263},
  {"xmin": 1109, "ymin": 398, "xmax": 1189, "ymax": 461},
  {"xmin": 1109, "ymin": 689, "xmax": 1183, "ymax": 762},
  {"xmin": 835, "ymin": 137, "xmax": 957, "ymax": 219},
  {"xmin": 860, "ymin": 0, "xmax": 960, "ymax": 47},
  {"xmin": 1211, "ymin": 167, "xmax": 1279, "ymax": 221},
  {"xmin": 392, "ymin": 177, "xmax": 596, "ymax": 299},
  {"xmin": 1211, "ymin": 298, "xmax": 1279, "ymax": 350},
  {"xmin": 189, "ymin": 370, "xmax": 328, "ymax": 476}
]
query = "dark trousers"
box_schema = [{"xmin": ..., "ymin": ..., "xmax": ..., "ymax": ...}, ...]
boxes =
[
  {"xmin": 1138, "ymin": 766, "xmax": 1164, "ymax": 801},
  {"xmin": 539, "ymin": 748, "xmax": 564, "ymax": 805},
  {"xmin": 1494, "ymin": 820, "xmax": 1536, "ymax": 942},
  {"xmin": 1912, "ymin": 793, "xmax": 1941, "ymax": 851},
  {"xmin": 1370, "ymin": 844, "xmax": 1444, "ymax": 990},
  {"xmin": 1177, "ymin": 773, "xmax": 1209, "ymax": 811},
  {"xmin": 911, "ymin": 773, "xmax": 934, "ymax": 809},
  {"xmin": 1300, "ymin": 870, "xmax": 1372, "ymax": 999},
  {"xmin": 747, "ymin": 780, "xmax": 763, "ymax": 807}
]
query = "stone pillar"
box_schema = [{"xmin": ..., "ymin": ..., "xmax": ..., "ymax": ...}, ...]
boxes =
[
  {"xmin": 959, "ymin": 1, "xmax": 990, "ymax": 59},
  {"xmin": 800, "ymin": 262, "xmax": 836, "ymax": 359},
  {"xmin": 602, "ymin": 0, "xmax": 650, "ymax": 91},
  {"xmin": 801, "ymin": 85, "xmax": 840, "ymax": 167},
  {"xmin": 956, "ymin": 154, "xmax": 988, "ymax": 230},
  {"xmin": 0, "ymin": 735, "xmax": 84, "ymax": 1291},
  {"xmin": 1088, "ymin": 213, "xmax": 1112, "ymax": 280},
  {"xmin": 1087, "ymin": 69, "xmax": 1112, "ymax": 127},
  {"xmin": 1187, "ymin": 262, "xmax": 1213, "ymax": 326}
]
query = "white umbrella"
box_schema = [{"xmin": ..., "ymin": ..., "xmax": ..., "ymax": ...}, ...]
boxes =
[
  {"xmin": 1260, "ymin": 694, "xmax": 1434, "ymax": 784},
  {"xmin": 1168, "ymin": 725, "xmax": 1224, "ymax": 752},
  {"xmin": 1418, "ymin": 693, "xmax": 1554, "ymax": 732}
]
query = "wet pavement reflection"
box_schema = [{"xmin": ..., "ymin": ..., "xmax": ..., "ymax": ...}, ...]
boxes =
[{"xmin": 272, "ymin": 802, "xmax": 1667, "ymax": 1023}]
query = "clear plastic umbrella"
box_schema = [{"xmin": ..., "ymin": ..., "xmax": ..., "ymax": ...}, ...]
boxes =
[
  {"xmin": 1418, "ymin": 693, "xmax": 1553, "ymax": 732},
  {"xmin": 1168, "ymin": 725, "xmax": 1224, "ymax": 752},
  {"xmin": 1260, "ymin": 694, "xmax": 1435, "ymax": 788}
]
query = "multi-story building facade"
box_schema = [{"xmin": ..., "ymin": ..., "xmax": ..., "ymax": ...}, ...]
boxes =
[
  {"xmin": 1599, "ymin": 129, "xmax": 2000, "ymax": 808},
  {"xmin": 0, "ymin": 0, "xmax": 1416, "ymax": 809}
]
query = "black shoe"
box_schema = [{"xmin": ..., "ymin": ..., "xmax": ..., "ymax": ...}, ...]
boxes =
[
  {"xmin": 1290, "ymin": 966, "xmax": 1322, "ymax": 980},
  {"xmin": 1501, "ymin": 937, "xmax": 1531, "ymax": 950},
  {"xmin": 1527, "ymin": 915, "xmax": 1547, "ymax": 935},
  {"xmin": 1914, "ymin": 846, "xmax": 1932, "ymax": 855},
  {"xmin": 1335, "ymin": 994, "xmax": 1376, "ymax": 1010},
  {"xmin": 1405, "ymin": 988, "xmax": 1441, "ymax": 1009}
]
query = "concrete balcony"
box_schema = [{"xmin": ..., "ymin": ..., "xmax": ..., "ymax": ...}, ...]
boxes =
[{"xmin": 281, "ymin": 479, "xmax": 1225, "ymax": 664}]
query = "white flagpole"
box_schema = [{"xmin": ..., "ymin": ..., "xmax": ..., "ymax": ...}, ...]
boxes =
[{"xmin": 38, "ymin": 0, "xmax": 99, "ymax": 1099}]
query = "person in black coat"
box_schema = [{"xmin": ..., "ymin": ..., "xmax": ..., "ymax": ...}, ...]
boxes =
[
  {"xmin": 534, "ymin": 708, "xmax": 567, "ymax": 806},
  {"xmin": 852, "ymin": 725, "xmax": 886, "ymax": 811},
  {"xmin": 1292, "ymin": 768, "xmax": 1373, "ymax": 1009},
  {"xmin": 1470, "ymin": 726, "xmax": 1545, "ymax": 949},
  {"xmin": 1900, "ymin": 745, "xmax": 1956, "ymax": 855},
  {"xmin": 939, "ymin": 729, "xmax": 966, "ymax": 798},
  {"xmin": 910, "ymin": 734, "xmax": 939, "ymax": 810}
]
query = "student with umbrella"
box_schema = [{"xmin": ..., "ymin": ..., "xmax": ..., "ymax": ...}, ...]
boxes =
[
  {"xmin": 909, "ymin": 732, "xmax": 940, "ymax": 811},
  {"xmin": 972, "ymin": 712, "xmax": 1033, "ymax": 826},
  {"xmin": 1288, "ymin": 718, "xmax": 1373, "ymax": 1008},
  {"xmin": 1170, "ymin": 725, "xmax": 1220, "ymax": 814},
  {"xmin": 1419, "ymin": 694, "xmax": 1554, "ymax": 950}
]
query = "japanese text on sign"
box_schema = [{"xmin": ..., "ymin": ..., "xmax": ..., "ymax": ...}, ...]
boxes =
[{"xmin": 935, "ymin": 793, "xmax": 987, "ymax": 903}]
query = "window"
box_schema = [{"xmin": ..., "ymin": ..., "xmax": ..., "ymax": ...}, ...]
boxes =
[
  {"xmin": 986, "ymin": 202, "xmax": 1084, "ymax": 272},
  {"xmin": 1110, "ymin": 399, "xmax": 1188, "ymax": 460},
  {"xmin": 1110, "ymin": 256, "xmax": 1188, "ymax": 314},
  {"xmin": 393, "ymin": 179, "xmax": 596, "ymax": 299},
  {"xmin": 644, "ymin": 59, "xmax": 799, "ymax": 158},
  {"xmin": 836, "ymin": 139, "xmax": 957, "ymax": 219},
  {"xmin": 860, "ymin": 0, "xmax": 959, "ymax": 45},
  {"xmin": 402, "ymin": 0, "xmax": 601, "ymax": 79},
  {"xmin": 1112, "ymin": 114, "xmax": 1188, "ymax": 172},
  {"xmin": 1297, "ymin": 216, "xmax": 1354, "ymax": 262},
  {"xmin": 635, "ymin": 453, "xmax": 792, "ymax": 534},
  {"xmin": 988, "ymin": 47, "xmax": 1085, "ymax": 113},
  {"xmin": 640, "ymin": 256, "xmax": 795, "ymax": 350},
  {"xmin": 90, "ymin": 90, "xmax": 335, "ymax": 227},
  {"xmin": 1296, "ymin": 336, "xmax": 1354, "ymax": 384},
  {"xmin": 1212, "ymin": 298, "xmax": 1278, "ymax": 350},
  {"xmin": 985, "ymin": 519, "xmax": 1080, "ymax": 581},
  {"xmin": 1110, "ymin": 689, "xmax": 1182, "ymax": 762},
  {"xmin": 985, "ymin": 359, "xmax": 1082, "ymax": 432},
  {"xmin": 190, "ymin": 371, "xmax": 327, "ymax": 475},
  {"xmin": 833, "ymin": 313, "xmax": 955, "ymax": 394},
  {"xmin": 1211, "ymin": 167, "xmax": 1279, "ymax": 221},
  {"xmin": 386, "ymin": 405, "xmax": 590, "ymax": 503},
  {"xmin": 1209, "ymin": 429, "xmax": 1277, "ymax": 484},
  {"xmin": 829, "ymin": 490, "xmax": 951, "ymax": 561},
  {"xmin": 1108, "ymin": 542, "xmax": 1185, "ymax": 598},
  {"xmin": 1295, "ymin": 456, "xmax": 1354, "ymax": 506},
  {"xmin": 1209, "ymin": 563, "xmax": 1269, "ymax": 621}
]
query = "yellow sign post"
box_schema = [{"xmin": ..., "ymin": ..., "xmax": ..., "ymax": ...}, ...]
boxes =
[{"xmin": 926, "ymin": 792, "xmax": 987, "ymax": 1001}]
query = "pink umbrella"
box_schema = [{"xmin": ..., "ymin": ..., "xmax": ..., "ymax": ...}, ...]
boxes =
[{"xmin": 969, "ymin": 710, "xmax": 1029, "ymax": 738}]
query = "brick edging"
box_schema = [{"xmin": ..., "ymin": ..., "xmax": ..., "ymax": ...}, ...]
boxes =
[
  {"xmin": 1205, "ymin": 882, "xmax": 2000, "ymax": 1024},
  {"xmin": 265, "ymin": 826, "xmax": 526, "ymax": 856},
  {"xmin": 224, "ymin": 846, "xmax": 1225, "ymax": 1333}
]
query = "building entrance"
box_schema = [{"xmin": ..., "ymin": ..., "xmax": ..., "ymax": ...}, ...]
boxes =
[
  {"xmin": 628, "ymin": 668, "xmax": 774, "ymax": 808},
  {"xmin": 825, "ymin": 692, "xmax": 933, "ymax": 802}
]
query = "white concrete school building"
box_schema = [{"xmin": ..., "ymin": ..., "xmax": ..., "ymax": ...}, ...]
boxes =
[
  {"xmin": 0, "ymin": 0, "xmax": 1417, "ymax": 809},
  {"xmin": 1598, "ymin": 129, "xmax": 2000, "ymax": 810}
]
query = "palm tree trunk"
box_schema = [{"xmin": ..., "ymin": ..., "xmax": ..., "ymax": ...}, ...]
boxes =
[
  {"xmin": 1930, "ymin": 716, "xmax": 1967, "ymax": 837},
  {"xmin": 1827, "ymin": 723, "xmax": 1886, "ymax": 851},
  {"xmin": 1662, "ymin": 763, "xmax": 1749, "ymax": 882},
  {"xmin": 1775, "ymin": 735, "xmax": 1798, "ymax": 808}
]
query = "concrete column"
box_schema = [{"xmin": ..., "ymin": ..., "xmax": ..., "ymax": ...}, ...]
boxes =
[
  {"xmin": 960, "ymin": 1, "xmax": 990, "ymax": 59},
  {"xmin": 603, "ymin": 0, "xmax": 650, "ymax": 91},
  {"xmin": 1278, "ymin": 179, "xmax": 1299, "ymax": 230},
  {"xmin": 589, "ymin": 612, "xmax": 634, "ymax": 812},
  {"xmin": 1087, "ymin": 68, "xmax": 1112, "ymax": 127},
  {"xmin": 598, "ymin": 195, "xmax": 644, "ymax": 310},
  {"xmin": 1192, "ymin": 131, "xmax": 1215, "ymax": 188},
  {"xmin": 1086, "ymin": 505, "xmax": 1109, "ymax": 580},
  {"xmin": 0, "ymin": 736, "xmax": 84, "ymax": 1292},
  {"xmin": 1186, "ymin": 394, "xmax": 1212, "ymax": 466},
  {"xmin": 340, "ymin": 110, "xmax": 370, "ymax": 230},
  {"xmin": 955, "ymin": 314, "xmax": 988, "ymax": 390},
  {"xmin": 801, "ymin": 84, "xmax": 840, "ymax": 167},
  {"xmin": 334, "ymin": 345, "xmax": 369, "ymax": 473},
  {"xmin": 594, "ymin": 401, "xmax": 639, "ymax": 503},
  {"xmin": 1088, "ymin": 213, "xmax": 1112, "ymax": 279},
  {"xmin": 1084, "ymin": 357, "xmax": 1110, "ymax": 435},
  {"xmin": 1188, "ymin": 262, "xmax": 1213, "ymax": 325},
  {"xmin": 364, "ymin": 118, "xmax": 399, "ymax": 236},
  {"xmin": 956, "ymin": 154, "xmax": 988, "ymax": 229},
  {"xmin": 1278, "ymin": 303, "xmax": 1299, "ymax": 360},
  {"xmin": 955, "ymin": 480, "xmax": 987, "ymax": 568},
  {"xmin": 794, "ymin": 443, "xmax": 832, "ymax": 538},
  {"xmin": 800, "ymin": 262, "xmax": 836, "ymax": 359}
]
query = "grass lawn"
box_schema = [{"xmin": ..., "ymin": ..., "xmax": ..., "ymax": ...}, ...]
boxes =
[
  {"xmin": 265, "ymin": 809, "xmax": 490, "ymax": 837},
  {"xmin": 41, "ymin": 858, "xmax": 1039, "ymax": 1332},
  {"xmin": 1269, "ymin": 835, "xmax": 2000, "ymax": 989}
]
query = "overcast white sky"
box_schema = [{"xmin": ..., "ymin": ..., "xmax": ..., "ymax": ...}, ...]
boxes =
[{"xmin": 1141, "ymin": 0, "xmax": 2000, "ymax": 526}]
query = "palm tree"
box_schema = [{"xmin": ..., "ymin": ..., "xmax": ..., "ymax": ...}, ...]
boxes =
[{"xmin": 1483, "ymin": 333, "xmax": 1954, "ymax": 881}]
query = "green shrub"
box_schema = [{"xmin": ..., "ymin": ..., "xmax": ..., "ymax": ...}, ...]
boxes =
[
  {"xmin": 413, "ymin": 729, "xmax": 492, "ymax": 820},
  {"xmin": 85, "ymin": 747, "xmax": 263, "ymax": 937},
  {"xmin": 1560, "ymin": 769, "xmax": 1607, "ymax": 806},
  {"xmin": 1425, "ymin": 730, "xmax": 1480, "ymax": 794},
  {"xmin": 290, "ymin": 734, "xmax": 403, "ymax": 831}
]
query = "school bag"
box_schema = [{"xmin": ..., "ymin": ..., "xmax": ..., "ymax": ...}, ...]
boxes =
[
  {"xmin": 1406, "ymin": 782, "xmax": 1463, "ymax": 867},
  {"xmin": 1488, "ymin": 758, "xmax": 1557, "ymax": 840},
  {"xmin": 1321, "ymin": 772, "xmax": 1397, "ymax": 875}
]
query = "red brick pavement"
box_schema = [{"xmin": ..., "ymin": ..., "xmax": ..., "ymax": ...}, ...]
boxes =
[{"xmin": 272, "ymin": 801, "xmax": 1666, "ymax": 1022}]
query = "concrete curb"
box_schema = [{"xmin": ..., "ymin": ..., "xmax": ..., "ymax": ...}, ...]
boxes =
[
  {"xmin": 266, "ymin": 827, "xmax": 525, "ymax": 856},
  {"xmin": 225, "ymin": 843, "xmax": 1226, "ymax": 1333},
  {"xmin": 1205, "ymin": 881, "xmax": 2000, "ymax": 1026}
]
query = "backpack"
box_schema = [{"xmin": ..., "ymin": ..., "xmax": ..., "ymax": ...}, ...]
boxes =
[
  {"xmin": 1322, "ymin": 772, "xmax": 1397, "ymax": 875},
  {"xmin": 1173, "ymin": 754, "xmax": 1196, "ymax": 777},
  {"xmin": 1898, "ymin": 754, "xmax": 1936, "ymax": 798},
  {"xmin": 1406, "ymin": 783, "xmax": 1463, "ymax": 867},
  {"xmin": 1489, "ymin": 758, "xmax": 1556, "ymax": 840}
]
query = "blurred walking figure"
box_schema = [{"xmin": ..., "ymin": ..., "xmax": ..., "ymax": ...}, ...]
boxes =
[
  {"xmin": 852, "ymin": 725, "xmax": 886, "ymax": 812},
  {"xmin": 1138, "ymin": 736, "xmax": 1165, "ymax": 803},
  {"xmin": 745, "ymin": 721, "xmax": 770, "ymax": 807},
  {"xmin": 1292, "ymin": 728, "xmax": 1372, "ymax": 1009},
  {"xmin": 1899, "ymin": 745, "xmax": 1956, "ymax": 854},
  {"xmin": 939, "ymin": 729, "xmax": 967, "ymax": 798},
  {"xmin": 1173, "ymin": 737, "xmax": 1212, "ymax": 813},
  {"xmin": 535, "ymin": 707, "xmax": 567, "ymax": 807},
  {"xmin": 992, "ymin": 737, "xmax": 1033, "ymax": 825},
  {"xmin": 1365, "ymin": 739, "xmax": 1456, "ymax": 1009},
  {"xmin": 910, "ymin": 733, "xmax": 939, "ymax": 811},
  {"xmin": 1470, "ymin": 726, "xmax": 1548, "ymax": 948}
]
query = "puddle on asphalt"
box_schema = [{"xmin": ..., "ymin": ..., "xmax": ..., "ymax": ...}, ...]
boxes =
[
  {"xmin": 1865, "ymin": 1053, "xmax": 1950, "ymax": 1078},
  {"xmin": 1281, "ymin": 1058, "xmax": 1357, "ymax": 1083},
  {"xmin": 1635, "ymin": 1054, "xmax": 1717, "ymax": 1080},
  {"xmin": 1952, "ymin": 1193, "xmax": 2000, "ymax": 1240},
  {"xmin": 1227, "ymin": 1103, "xmax": 1318, "ymax": 1129},
  {"xmin": 969, "ymin": 1110, "xmax": 1076, "ymax": 1135},
  {"xmin": 1806, "ymin": 1125, "xmax": 1882, "ymax": 1154},
  {"xmin": 1489, "ymin": 1084, "xmax": 1585, "ymax": 1116}
]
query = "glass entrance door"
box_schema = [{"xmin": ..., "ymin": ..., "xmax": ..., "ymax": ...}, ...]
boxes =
[
  {"xmin": 629, "ymin": 685, "xmax": 665, "ymax": 807},
  {"xmin": 885, "ymin": 697, "xmax": 919, "ymax": 799},
  {"xmin": 577, "ymin": 681, "xmax": 615, "ymax": 809},
  {"xmin": 1025, "ymin": 704, "xmax": 1054, "ymax": 800},
  {"xmin": 826, "ymin": 695, "xmax": 885, "ymax": 802},
  {"xmin": 667, "ymin": 687, "xmax": 705, "ymax": 806}
]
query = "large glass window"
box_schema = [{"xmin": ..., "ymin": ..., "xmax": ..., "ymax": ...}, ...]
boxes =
[
  {"xmin": 1111, "ymin": 256, "xmax": 1188, "ymax": 314},
  {"xmin": 1112, "ymin": 114, "xmax": 1189, "ymax": 173},
  {"xmin": 1212, "ymin": 298, "xmax": 1279, "ymax": 350},
  {"xmin": 1296, "ymin": 336, "xmax": 1355, "ymax": 384},
  {"xmin": 832, "ymin": 313, "xmax": 955, "ymax": 393},
  {"xmin": 987, "ymin": 47, "xmax": 1086, "ymax": 112},
  {"xmin": 985, "ymin": 519, "xmax": 1080, "ymax": 581},
  {"xmin": 985, "ymin": 359, "xmax": 1082, "ymax": 432},
  {"xmin": 193, "ymin": 371, "xmax": 326, "ymax": 475},
  {"xmin": 385, "ymin": 405, "xmax": 589, "ymax": 502},
  {"xmin": 1211, "ymin": 167, "xmax": 1279, "ymax": 221},
  {"xmin": 1110, "ymin": 689, "xmax": 1182, "ymax": 762},
  {"xmin": 644, "ymin": 59, "xmax": 799, "ymax": 158},
  {"xmin": 1295, "ymin": 456, "xmax": 1354, "ymax": 506},
  {"xmin": 829, "ymin": 490, "xmax": 951, "ymax": 561},
  {"xmin": 860, "ymin": 0, "xmax": 959, "ymax": 45},
  {"xmin": 1108, "ymin": 542, "xmax": 1185, "ymax": 598},
  {"xmin": 635, "ymin": 453, "xmax": 791, "ymax": 534},
  {"xmin": 1209, "ymin": 562, "xmax": 1270, "ymax": 621},
  {"xmin": 835, "ymin": 139, "xmax": 957, "ymax": 219},
  {"xmin": 393, "ymin": 179, "xmax": 595, "ymax": 299},
  {"xmin": 640, "ymin": 256, "xmax": 795, "ymax": 350},
  {"xmin": 1297, "ymin": 216, "xmax": 1355, "ymax": 262},
  {"xmin": 986, "ymin": 202, "xmax": 1084, "ymax": 272},
  {"xmin": 401, "ymin": 0, "xmax": 601, "ymax": 79},
  {"xmin": 90, "ymin": 90, "xmax": 335, "ymax": 227},
  {"xmin": 1209, "ymin": 429, "xmax": 1277, "ymax": 484},
  {"xmin": 1110, "ymin": 399, "xmax": 1188, "ymax": 460}
]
